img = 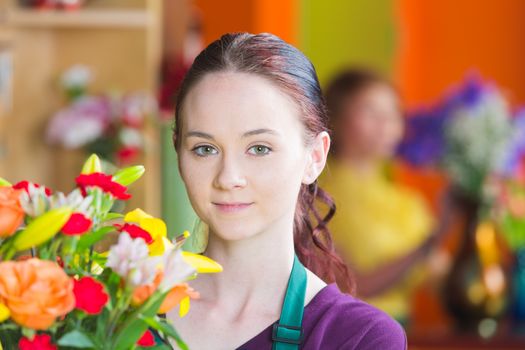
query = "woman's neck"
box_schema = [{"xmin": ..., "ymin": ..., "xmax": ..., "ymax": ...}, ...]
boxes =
[{"xmin": 195, "ymin": 217, "xmax": 296, "ymax": 320}]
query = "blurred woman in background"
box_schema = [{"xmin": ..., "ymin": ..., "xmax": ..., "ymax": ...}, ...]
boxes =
[{"xmin": 319, "ymin": 69, "xmax": 440, "ymax": 324}]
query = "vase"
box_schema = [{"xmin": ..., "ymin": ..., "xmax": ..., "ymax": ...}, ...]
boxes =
[
  {"xmin": 511, "ymin": 247, "xmax": 525, "ymax": 331},
  {"xmin": 442, "ymin": 190, "xmax": 509, "ymax": 332}
]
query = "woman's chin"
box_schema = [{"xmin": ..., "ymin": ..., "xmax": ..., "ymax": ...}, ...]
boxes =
[{"xmin": 209, "ymin": 222, "xmax": 262, "ymax": 242}]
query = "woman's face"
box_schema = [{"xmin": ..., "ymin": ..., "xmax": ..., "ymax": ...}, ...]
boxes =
[
  {"xmin": 338, "ymin": 83, "xmax": 403, "ymax": 160},
  {"xmin": 178, "ymin": 72, "xmax": 328, "ymax": 242}
]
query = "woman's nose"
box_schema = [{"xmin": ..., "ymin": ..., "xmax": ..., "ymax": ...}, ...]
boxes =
[{"xmin": 213, "ymin": 155, "xmax": 247, "ymax": 190}]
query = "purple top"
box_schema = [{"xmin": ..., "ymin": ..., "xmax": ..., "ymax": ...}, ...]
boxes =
[{"xmin": 236, "ymin": 284, "xmax": 407, "ymax": 350}]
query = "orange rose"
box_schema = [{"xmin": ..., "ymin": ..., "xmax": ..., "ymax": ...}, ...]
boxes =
[
  {"xmin": 132, "ymin": 272, "xmax": 199, "ymax": 314},
  {"xmin": 0, "ymin": 187, "xmax": 24, "ymax": 237},
  {"xmin": 0, "ymin": 259, "xmax": 75, "ymax": 330}
]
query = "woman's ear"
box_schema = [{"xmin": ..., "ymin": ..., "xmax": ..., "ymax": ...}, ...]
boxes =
[{"xmin": 302, "ymin": 131, "xmax": 330, "ymax": 185}]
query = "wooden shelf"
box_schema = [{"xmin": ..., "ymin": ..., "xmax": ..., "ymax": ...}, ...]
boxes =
[{"xmin": 6, "ymin": 8, "xmax": 152, "ymax": 29}]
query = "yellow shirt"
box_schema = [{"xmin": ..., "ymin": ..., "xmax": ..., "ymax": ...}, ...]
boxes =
[{"xmin": 318, "ymin": 157, "xmax": 433, "ymax": 319}]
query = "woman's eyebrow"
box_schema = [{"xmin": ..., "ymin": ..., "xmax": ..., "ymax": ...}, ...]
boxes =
[
  {"xmin": 242, "ymin": 128, "xmax": 279, "ymax": 137},
  {"xmin": 185, "ymin": 128, "xmax": 279, "ymax": 140},
  {"xmin": 185, "ymin": 131, "xmax": 215, "ymax": 140}
]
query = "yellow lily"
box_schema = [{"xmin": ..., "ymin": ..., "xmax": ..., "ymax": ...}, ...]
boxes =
[
  {"xmin": 13, "ymin": 207, "xmax": 72, "ymax": 251},
  {"xmin": 124, "ymin": 209, "xmax": 222, "ymax": 272},
  {"xmin": 124, "ymin": 208, "xmax": 172, "ymax": 256},
  {"xmin": 81, "ymin": 154, "xmax": 102, "ymax": 174},
  {"xmin": 0, "ymin": 303, "xmax": 9, "ymax": 322},
  {"xmin": 181, "ymin": 251, "xmax": 223, "ymax": 273}
]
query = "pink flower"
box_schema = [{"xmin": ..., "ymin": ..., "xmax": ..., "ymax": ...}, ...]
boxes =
[
  {"xmin": 73, "ymin": 277, "xmax": 109, "ymax": 314},
  {"xmin": 46, "ymin": 96, "xmax": 112, "ymax": 149}
]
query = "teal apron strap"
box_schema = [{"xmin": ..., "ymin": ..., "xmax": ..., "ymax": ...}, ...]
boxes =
[{"xmin": 272, "ymin": 255, "xmax": 307, "ymax": 350}]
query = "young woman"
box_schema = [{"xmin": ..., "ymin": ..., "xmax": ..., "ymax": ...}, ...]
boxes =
[{"xmin": 167, "ymin": 33, "xmax": 406, "ymax": 349}]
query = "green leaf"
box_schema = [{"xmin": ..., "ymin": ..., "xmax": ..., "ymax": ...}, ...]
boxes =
[
  {"xmin": 21, "ymin": 327, "xmax": 35, "ymax": 340},
  {"xmin": 112, "ymin": 165, "xmax": 145, "ymax": 186},
  {"xmin": 139, "ymin": 316, "xmax": 188, "ymax": 350},
  {"xmin": 141, "ymin": 345, "xmax": 172, "ymax": 350},
  {"xmin": 57, "ymin": 330, "xmax": 95, "ymax": 348},
  {"xmin": 111, "ymin": 292, "xmax": 168, "ymax": 350},
  {"xmin": 501, "ymin": 215, "xmax": 525, "ymax": 250},
  {"xmin": 102, "ymin": 212, "xmax": 124, "ymax": 221},
  {"xmin": 78, "ymin": 226, "xmax": 116, "ymax": 250},
  {"xmin": 0, "ymin": 177, "xmax": 11, "ymax": 187}
]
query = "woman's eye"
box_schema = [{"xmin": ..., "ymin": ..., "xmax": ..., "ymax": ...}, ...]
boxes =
[
  {"xmin": 248, "ymin": 145, "xmax": 271, "ymax": 156},
  {"xmin": 192, "ymin": 145, "xmax": 218, "ymax": 157}
]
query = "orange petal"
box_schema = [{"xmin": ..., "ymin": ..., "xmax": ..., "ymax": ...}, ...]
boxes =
[{"xmin": 158, "ymin": 283, "xmax": 199, "ymax": 314}]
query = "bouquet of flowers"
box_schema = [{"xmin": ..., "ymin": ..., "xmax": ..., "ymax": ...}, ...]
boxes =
[
  {"xmin": 398, "ymin": 75, "xmax": 525, "ymax": 248},
  {"xmin": 0, "ymin": 154, "xmax": 221, "ymax": 349},
  {"xmin": 398, "ymin": 75, "xmax": 514, "ymax": 200},
  {"xmin": 46, "ymin": 65, "xmax": 158, "ymax": 165}
]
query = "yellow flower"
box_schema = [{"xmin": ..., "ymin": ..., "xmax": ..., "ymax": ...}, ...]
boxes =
[
  {"xmin": 124, "ymin": 208, "xmax": 172, "ymax": 256},
  {"xmin": 181, "ymin": 251, "xmax": 223, "ymax": 273},
  {"xmin": 0, "ymin": 303, "xmax": 10, "ymax": 322}
]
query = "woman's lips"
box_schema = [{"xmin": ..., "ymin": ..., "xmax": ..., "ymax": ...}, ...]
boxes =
[{"xmin": 212, "ymin": 202, "xmax": 254, "ymax": 213}]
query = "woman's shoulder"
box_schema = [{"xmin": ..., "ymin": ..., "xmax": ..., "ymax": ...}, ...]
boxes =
[{"xmin": 302, "ymin": 284, "xmax": 407, "ymax": 349}]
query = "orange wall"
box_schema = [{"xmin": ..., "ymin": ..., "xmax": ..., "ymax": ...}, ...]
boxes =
[
  {"xmin": 194, "ymin": 0, "xmax": 298, "ymax": 46},
  {"xmin": 396, "ymin": 0, "xmax": 525, "ymax": 108}
]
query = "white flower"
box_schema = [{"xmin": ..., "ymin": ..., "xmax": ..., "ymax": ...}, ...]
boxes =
[
  {"xmin": 19, "ymin": 183, "xmax": 50, "ymax": 217},
  {"xmin": 106, "ymin": 232, "xmax": 160, "ymax": 287},
  {"xmin": 158, "ymin": 248, "xmax": 196, "ymax": 292},
  {"xmin": 61, "ymin": 64, "xmax": 92, "ymax": 89},
  {"xmin": 128, "ymin": 259, "xmax": 159, "ymax": 287},
  {"xmin": 444, "ymin": 89, "xmax": 513, "ymax": 194},
  {"xmin": 50, "ymin": 189, "xmax": 93, "ymax": 217},
  {"xmin": 119, "ymin": 127, "xmax": 143, "ymax": 148}
]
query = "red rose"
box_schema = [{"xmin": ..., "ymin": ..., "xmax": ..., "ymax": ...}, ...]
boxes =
[
  {"xmin": 13, "ymin": 181, "xmax": 52, "ymax": 196},
  {"xmin": 61, "ymin": 212, "xmax": 92, "ymax": 236},
  {"xmin": 137, "ymin": 330, "xmax": 155, "ymax": 347},
  {"xmin": 75, "ymin": 172, "xmax": 131, "ymax": 200},
  {"xmin": 73, "ymin": 277, "xmax": 109, "ymax": 314},
  {"xmin": 19, "ymin": 334, "xmax": 57, "ymax": 350},
  {"xmin": 117, "ymin": 223, "xmax": 153, "ymax": 244}
]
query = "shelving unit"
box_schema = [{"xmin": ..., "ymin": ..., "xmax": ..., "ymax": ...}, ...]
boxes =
[
  {"xmin": 0, "ymin": 0, "xmax": 162, "ymax": 216},
  {"xmin": 6, "ymin": 8, "xmax": 153, "ymax": 28}
]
